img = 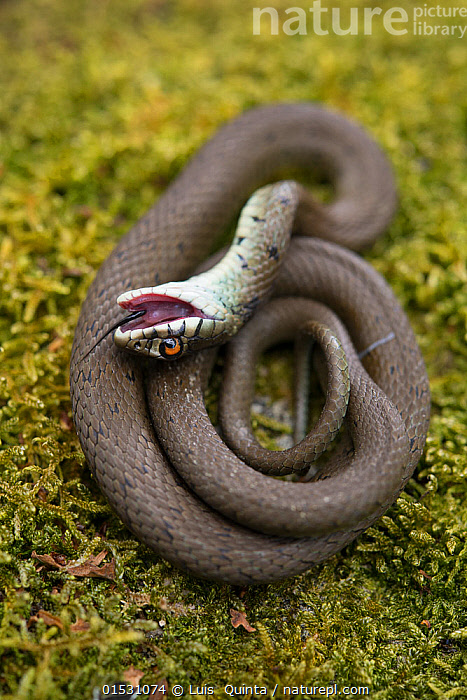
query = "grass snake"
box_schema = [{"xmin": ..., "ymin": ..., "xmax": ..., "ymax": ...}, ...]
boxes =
[{"xmin": 70, "ymin": 103, "xmax": 430, "ymax": 584}]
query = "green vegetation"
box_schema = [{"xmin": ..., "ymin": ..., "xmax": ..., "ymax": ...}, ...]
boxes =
[{"xmin": 0, "ymin": 1, "xmax": 465, "ymax": 698}]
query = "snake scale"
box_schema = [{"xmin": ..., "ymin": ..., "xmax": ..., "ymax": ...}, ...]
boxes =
[{"xmin": 70, "ymin": 103, "xmax": 430, "ymax": 584}]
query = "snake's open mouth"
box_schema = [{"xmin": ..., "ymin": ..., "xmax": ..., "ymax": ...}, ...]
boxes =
[{"xmin": 118, "ymin": 293, "xmax": 209, "ymax": 333}]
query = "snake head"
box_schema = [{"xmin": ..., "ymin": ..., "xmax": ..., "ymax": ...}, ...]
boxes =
[{"xmin": 114, "ymin": 283, "xmax": 229, "ymax": 360}]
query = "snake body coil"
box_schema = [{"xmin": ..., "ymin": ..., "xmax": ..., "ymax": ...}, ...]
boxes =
[{"xmin": 70, "ymin": 104, "xmax": 430, "ymax": 584}]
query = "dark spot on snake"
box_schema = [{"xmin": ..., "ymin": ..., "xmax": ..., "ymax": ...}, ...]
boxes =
[
  {"xmin": 236, "ymin": 253, "xmax": 248, "ymax": 269},
  {"xmin": 251, "ymin": 215, "xmax": 265, "ymax": 223},
  {"xmin": 125, "ymin": 370, "xmax": 136, "ymax": 382},
  {"xmin": 215, "ymin": 552, "xmax": 230, "ymax": 561},
  {"xmin": 235, "ymin": 236, "xmax": 245, "ymax": 244},
  {"xmin": 279, "ymin": 197, "xmax": 290, "ymax": 205},
  {"xmin": 153, "ymin": 272, "xmax": 160, "ymax": 284},
  {"xmin": 163, "ymin": 518, "xmax": 175, "ymax": 532},
  {"xmin": 238, "ymin": 295, "xmax": 259, "ymax": 319},
  {"xmin": 390, "ymin": 365, "xmax": 395, "ymax": 374},
  {"xmin": 268, "ymin": 244, "xmax": 279, "ymax": 260},
  {"xmin": 134, "ymin": 341, "xmax": 141, "ymax": 350},
  {"xmin": 177, "ymin": 242, "xmax": 184, "ymax": 253}
]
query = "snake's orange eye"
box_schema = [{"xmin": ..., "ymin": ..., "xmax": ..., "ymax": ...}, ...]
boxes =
[{"xmin": 159, "ymin": 337, "xmax": 183, "ymax": 359}]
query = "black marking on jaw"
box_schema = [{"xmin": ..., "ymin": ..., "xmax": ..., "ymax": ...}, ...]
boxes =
[
  {"xmin": 235, "ymin": 236, "xmax": 245, "ymax": 245},
  {"xmin": 166, "ymin": 321, "xmax": 186, "ymax": 340},
  {"xmin": 251, "ymin": 215, "xmax": 266, "ymax": 223},
  {"xmin": 194, "ymin": 318, "xmax": 203, "ymax": 339},
  {"xmin": 279, "ymin": 197, "xmax": 290, "ymax": 205}
]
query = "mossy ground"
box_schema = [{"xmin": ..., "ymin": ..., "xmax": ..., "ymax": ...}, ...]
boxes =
[{"xmin": 0, "ymin": 1, "xmax": 466, "ymax": 698}]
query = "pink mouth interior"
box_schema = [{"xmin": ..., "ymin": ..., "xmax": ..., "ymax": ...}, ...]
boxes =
[{"xmin": 119, "ymin": 293, "xmax": 207, "ymax": 332}]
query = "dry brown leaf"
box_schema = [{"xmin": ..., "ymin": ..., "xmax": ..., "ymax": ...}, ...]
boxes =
[
  {"xmin": 88, "ymin": 551, "xmax": 108, "ymax": 566},
  {"xmin": 32, "ymin": 550, "xmax": 116, "ymax": 580},
  {"xmin": 230, "ymin": 608, "xmax": 256, "ymax": 632},
  {"xmin": 70, "ymin": 619, "xmax": 91, "ymax": 632},
  {"xmin": 153, "ymin": 680, "xmax": 169, "ymax": 699},
  {"xmin": 28, "ymin": 609, "xmax": 64, "ymax": 629},
  {"xmin": 62, "ymin": 267, "xmax": 85, "ymax": 277},
  {"xmin": 67, "ymin": 558, "xmax": 116, "ymax": 580},
  {"xmin": 59, "ymin": 411, "xmax": 74, "ymax": 430},
  {"xmin": 32, "ymin": 551, "xmax": 63, "ymax": 569},
  {"xmin": 419, "ymin": 569, "xmax": 432, "ymax": 579},
  {"xmin": 48, "ymin": 336, "xmax": 65, "ymax": 353},
  {"xmin": 123, "ymin": 665, "xmax": 145, "ymax": 686}
]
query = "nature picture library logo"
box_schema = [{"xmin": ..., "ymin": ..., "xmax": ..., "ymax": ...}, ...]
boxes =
[{"xmin": 252, "ymin": 2, "xmax": 467, "ymax": 38}]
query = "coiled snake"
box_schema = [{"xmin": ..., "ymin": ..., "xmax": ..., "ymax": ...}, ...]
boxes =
[{"xmin": 70, "ymin": 103, "xmax": 430, "ymax": 584}]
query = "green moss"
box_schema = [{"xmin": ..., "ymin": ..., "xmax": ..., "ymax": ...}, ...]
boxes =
[{"xmin": 0, "ymin": 0, "xmax": 466, "ymax": 698}]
